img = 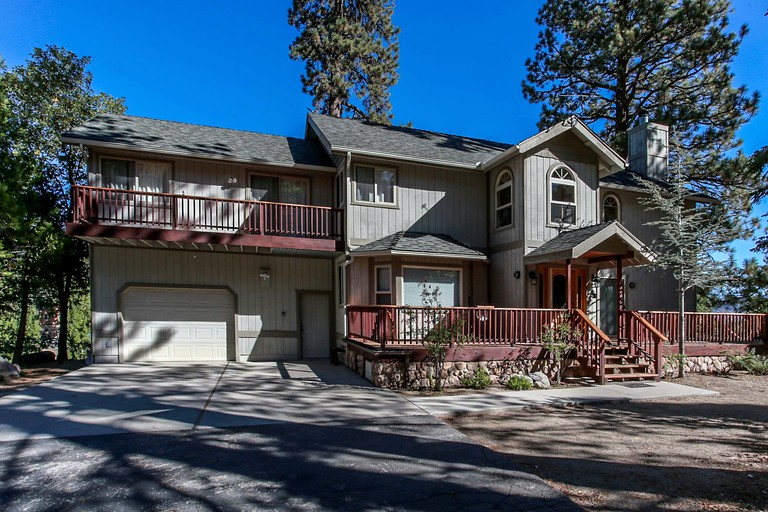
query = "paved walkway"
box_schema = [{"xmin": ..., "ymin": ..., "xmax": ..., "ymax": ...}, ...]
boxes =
[{"xmin": 406, "ymin": 380, "xmax": 718, "ymax": 416}]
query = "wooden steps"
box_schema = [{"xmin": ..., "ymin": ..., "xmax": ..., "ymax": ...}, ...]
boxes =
[{"xmin": 601, "ymin": 343, "xmax": 660, "ymax": 383}]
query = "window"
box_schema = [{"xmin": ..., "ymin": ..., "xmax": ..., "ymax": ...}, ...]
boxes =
[
  {"xmin": 355, "ymin": 165, "xmax": 396, "ymax": 205},
  {"xmin": 495, "ymin": 170, "xmax": 513, "ymax": 228},
  {"xmin": 602, "ymin": 194, "xmax": 620, "ymax": 222},
  {"xmin": 250, "ymin": 175, "xmax": 309, "ymax": 204},
  {"xmin": 402, "ymin": 267, "xmax": 461, "ymax": 307},
  {"xmin": 549, "ymin": 166, "xmax": 576, "ymax": 225},
  {"xmin": 375, "ymin": 266, "xmax": 392, "ymax": 305},
  {"xmin": 102, "ymin": 158, "xmax": 170, "ymax": 193}
]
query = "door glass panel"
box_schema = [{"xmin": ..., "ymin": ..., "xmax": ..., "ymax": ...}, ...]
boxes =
[
  {"xmin": 251, "ymin": 176, "xmax": 279, "ymax": 202},
  {"xmin": 280, "ymin": 178, "xmax": 308, "ymax": 205},
  {"xmin": 552, "ymin": 274, "xmax": 567, "ymax": 309}
]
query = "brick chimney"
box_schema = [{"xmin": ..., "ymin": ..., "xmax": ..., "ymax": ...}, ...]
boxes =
[{"xmin": 627, "ymin": 115, "xmax": 669, "ymax": 181}]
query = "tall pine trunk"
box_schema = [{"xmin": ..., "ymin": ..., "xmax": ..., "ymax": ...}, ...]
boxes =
[
  {"xmin": 12, "ymin": 271, "xmax": 30, "ymax": 365},
  {"xmin": 56, "ymin": 270, "xmax": 72, "ymax": 363}
]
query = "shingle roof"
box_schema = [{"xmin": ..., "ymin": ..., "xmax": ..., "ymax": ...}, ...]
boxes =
[
  {"xmin": 61, "ymin": 114, "xmax": 335, "ymax": 168},
  {"xmin": 352, "ymin": 231, "xmax": 487, "ymax": 259},
  {"xmin": 600, "ymin": 169, "xmax": 671, "ymax": 191},
  {"xmin": 308, "ymin": 114, "xmax": 512, "ymax": 167},
  {"xmin": 526, "ymin": 223, "xmax": 613, "ymax": 259}
]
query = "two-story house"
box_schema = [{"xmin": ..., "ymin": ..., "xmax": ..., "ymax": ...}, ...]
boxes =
[{"xmin": 63, "ymin": 113, "xmax": 707, "ymax": 385}]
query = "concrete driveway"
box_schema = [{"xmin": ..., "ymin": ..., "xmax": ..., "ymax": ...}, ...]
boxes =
[{"xmin": 0, "ymin": 362, "xmax": 580, "ymax": 511}]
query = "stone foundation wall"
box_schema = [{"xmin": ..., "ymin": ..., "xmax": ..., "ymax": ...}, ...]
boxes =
[{"xmin": 661, "ymin": 355, "xmax": 731, "ymax": 376}]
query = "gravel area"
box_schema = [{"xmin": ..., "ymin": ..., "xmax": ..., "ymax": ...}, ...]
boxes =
[{"xmin": 446, "ymin": 373, "xmax": 768, "ymax": 511}]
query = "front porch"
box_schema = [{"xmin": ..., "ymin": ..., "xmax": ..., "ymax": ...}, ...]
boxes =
[{"xmin": 346, "ymin": 305, "xmax": 768, "ymax": 387}]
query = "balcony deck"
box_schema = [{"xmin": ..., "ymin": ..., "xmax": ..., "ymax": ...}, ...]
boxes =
[{"xmin": 67, "ymin": 185, "xmax": 344, "ymax": 252}]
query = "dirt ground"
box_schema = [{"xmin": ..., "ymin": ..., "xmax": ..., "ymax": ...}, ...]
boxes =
[
  {"xmin": 446, "ymin": 373, "xmax": 768, "ymax": 512},
  {"xmin": 0, "ymin": 360, "xmax": 86, "ymax": 397}
]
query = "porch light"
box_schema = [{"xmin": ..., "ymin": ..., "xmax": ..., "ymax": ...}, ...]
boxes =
[
  {"xmin": 528, "ymin": 270, "xmax": 537, "ymax": 285},
  {"xmin": 260, "ymin": 268, "xmax": 271, "ymax": 288},
  {"xmin": 514, "ymin": 271, "xmax": 521, "ymax": 279}
]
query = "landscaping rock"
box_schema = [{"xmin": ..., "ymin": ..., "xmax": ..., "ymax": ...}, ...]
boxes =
[
  {"xmin": 0, "ymin": 356, "xmax": 20, "ymax": 382},
  {"xmin": 530, "ymin": 371, "xmax": 551, "ymax": 389},
  {"xmin": 20, "ymin": 350, "xmax": 56, "ymax": 365}
]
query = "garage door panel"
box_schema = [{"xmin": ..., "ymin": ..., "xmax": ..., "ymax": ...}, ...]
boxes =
[{"xmin": 123, "ymin": 287, "xmax": 234, "ymax": 362}]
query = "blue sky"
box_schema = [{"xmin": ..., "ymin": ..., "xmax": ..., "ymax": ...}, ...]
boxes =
[{"xmin": 1, "ymin": 0, "xmax": 766, "ymax": 260}]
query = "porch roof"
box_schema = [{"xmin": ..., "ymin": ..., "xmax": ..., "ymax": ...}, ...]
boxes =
[
  {"xmin": 351, "ymin": 231, "xmax": 488, "ymax": 261},
  {"xmin": 524, "ymin": 221, "xmax": 654, "ymax": 267}
]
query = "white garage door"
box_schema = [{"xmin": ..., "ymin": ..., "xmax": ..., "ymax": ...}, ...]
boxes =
[{"xmin": 122, "ymin": 287, "xmax": 234, "ymax": 362}]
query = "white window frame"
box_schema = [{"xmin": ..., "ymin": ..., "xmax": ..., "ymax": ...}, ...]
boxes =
[
  {"xmin": 374, "ymin": 265, "xmax": 392, "ymax": 305},
  {"xmin": 495, "ymin": 169, "xmax": 513, "ymax": 229},
  {"xmin": 548, "ymin": 165, "xmax": 577, "ymax": 226},
  {"xmin": 602, "ymin": 194, "xmax": 621, "ymax": 223},
  {"xmin": 353, "ymin": 165, "xmax": 397, "ymax": 206},
  {"xmin": 399, "ymin": 265, "xmax": 463, "ymax": 307}
]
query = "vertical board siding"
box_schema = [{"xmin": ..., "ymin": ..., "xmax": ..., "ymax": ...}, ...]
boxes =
[
  {"xmin": 489, "ymin": 247, "xmax": 526, "ymax": 307},
  {"xmin": 91, "ymin": 246, "xmax": 333, "ymax": 361},
  {"xmin": 347, "ymin": 160, "xmax": 487, "ymax": 249}
]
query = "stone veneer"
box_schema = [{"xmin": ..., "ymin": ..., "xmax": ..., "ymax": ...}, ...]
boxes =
[{"xmin": 345, "ymin": 346, "xmax": 735, "ymax": 389}]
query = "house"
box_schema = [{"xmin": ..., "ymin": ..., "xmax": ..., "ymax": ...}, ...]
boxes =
[{"xmin": 63, "ymin": 113, "xmax": 766, "ymax": 386}]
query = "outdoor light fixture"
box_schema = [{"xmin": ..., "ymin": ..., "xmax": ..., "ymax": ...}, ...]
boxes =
[
  {"xmin": 629, "ymin": 282, "xmax": 636, "ymax": 289},
  {"xmin": 259, "ymin": 268, "xmax": 271, "ymax": 288},
  {"xmin": 514, "ymin": 270, "xmax": 521, "ymax": 279},
  {"xmin": 528, "ymin": 270, "xmax": 538, "ymax": 285}
]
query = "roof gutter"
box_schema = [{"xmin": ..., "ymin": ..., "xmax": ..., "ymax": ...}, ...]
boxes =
[
  {"xmin": 479, "ymin": 145, "xmax": 520, "ymax": 171},
  {"xmin": 351, "ymin": 250, "xmax": 488, "ymax": 262},
  {"xmin": 58, "ymin": 137, "xmax": 338, "ymax": 173}
]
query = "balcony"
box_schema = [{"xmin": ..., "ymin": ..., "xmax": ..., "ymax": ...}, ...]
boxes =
[{"xmin": 66, "ymin": 185, "xmax": 344, "ymax": 252}]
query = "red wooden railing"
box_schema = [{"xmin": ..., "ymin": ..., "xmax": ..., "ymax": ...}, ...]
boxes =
[
  {"xmin": 622, "ymin": 310, "xmax": 666, "ymax": 377},
  {"xmin": 347, "ymin": 305, "xmax": 567, "ymax": 348},
  {"xmin": 636, "ymin": 311, "xmax": 768, "ymax": 343},
  {"xmin": 71, "ymin": 185, "xmax": 343, "ymax": 240},
  {"xmin": 571, "ymin": 309, "xmax": 609, "ymax": 384}
]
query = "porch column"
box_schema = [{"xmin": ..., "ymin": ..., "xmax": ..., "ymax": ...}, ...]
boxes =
[
  {"xmin": 616, "ymin": 256, "xmax": 624, "ymax": 339},
  {"xmin": 566, "ymin": 259, "xmax": 572, "ymax": 310}
]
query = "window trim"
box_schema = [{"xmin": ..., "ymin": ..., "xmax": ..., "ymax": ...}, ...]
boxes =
[
  {"xmin": 602, "ymin": 193, "xmax": 621, "ymax": 223},
  {"xmin": 248, "ymin": 172, "xmax": 312, "ymax": 205},
  {"xmin": 374, "ymin": 265, "xmax": 392, "ymax": 305},
  {"xmin": 352, "ymin": 164, "xmax": 398, "ymax": 207},
  {"xmin": 337, "ymin": 263, "xmax": 347, "ymax": 307},
  {"xmin": 548, "ymin": 165, "xmax": 577, "ymax": 227},
  {"xmin": 399, "ymin": 264, "xmax": 463, "ymax": 307},
  {"xmin": 494, "ymin": 169, "xmax": 514, "ymax": 230}
]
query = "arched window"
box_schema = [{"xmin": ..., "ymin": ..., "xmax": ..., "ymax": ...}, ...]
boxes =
[
  {"xmin": 549, "ymin": 167, "xmax": 576, "ymax": 225},
  {"xmin": 495, "ymin": 170, "xmax": 513, "ymax": 228},
  {"xmin": 602, "ymin": 194, "xmax": 620, "ymax": 222}
]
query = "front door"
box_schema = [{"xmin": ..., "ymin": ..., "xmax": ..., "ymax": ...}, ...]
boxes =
[
  {"xmin": 548, "ymin": 269, "xmax": 586, "ymax": 310},
  {"xmin": 599, "ymin": 278, "xmax": 618, "ymax": 337},
  {"xmin": 300, "ymin": 293, "xmax": 330, "ymax": 359}
]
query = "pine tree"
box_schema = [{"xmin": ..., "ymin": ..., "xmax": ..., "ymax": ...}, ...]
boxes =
[
  {"xmin": 636, "ymin": 154, "xmax": 739, "ymax": 376},
  {"xmin": 522, "ymin": 0, "xmax": 759, "ymax": 200},
  {"xmin": 288, "ymin": 0, "xmax": 399, "ymax": 124}
]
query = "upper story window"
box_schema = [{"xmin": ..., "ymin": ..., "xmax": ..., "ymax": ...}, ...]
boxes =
[
  {"xmin": 495, "ymin": 170, "xmax": 513, "ymax": 229},
  {"xmin": 549, "ymin": 166, "xmax": 576, "ymax": 225},
  {"xmin": 355, "ymin": 165, "xmax": 396, "ymax": 205},
  {"xmin": 602, "ymin": 194, "xmax": 620, "ymax": 222},
  {"xmin": 102, "ymin": 158, "xmax": 170, "ymax": 193},
  {"xmin": 250, "ymin": 175, "xmax": 309, "ymax": 205}
]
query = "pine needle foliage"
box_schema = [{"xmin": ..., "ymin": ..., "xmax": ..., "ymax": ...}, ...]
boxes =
[
  {"xmin": 288, "ymin": 0, "xmax": 399, "ymax": 124},
  {"xmin": 522, "ymin": 0, "xmax": 760, "ymax": 205}
]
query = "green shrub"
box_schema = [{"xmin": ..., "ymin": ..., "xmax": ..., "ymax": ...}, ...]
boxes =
[
  {"xmin": 461, "ymin": 367, "xmax": 491, "ymax": 389},
  {"xmin": 507, "ymin": 375, "xmax": 533, "ymax": 391},
  {"xmin": 727, "ymin": 349, "xmax": 768, "ymax": 375}
]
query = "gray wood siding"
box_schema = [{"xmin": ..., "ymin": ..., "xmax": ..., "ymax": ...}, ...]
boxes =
[
  {"xmin": 489, "ymin": 248, "xmax": 526, "ymax": 307},
  {"xmin": 601, "ymin": 188, "xmax": 684, "ymax": 311},
  {"xmin": 488, "ymin": 156, "xmax": 525, "ymax": 248},
  {"xmin": 89, "ymin": 149, "xmax": 334, "ymax": 205},
  {"xmin": 346, "ymin": 159, "xmax": 486, "ymax": 249},
  {"xmin": 91, "ymin": 246, "xmax": 333, "ymax": 362},
  {"xmin": 523, "ymin": 146, "xmax": 599, "ymax": 245}
]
